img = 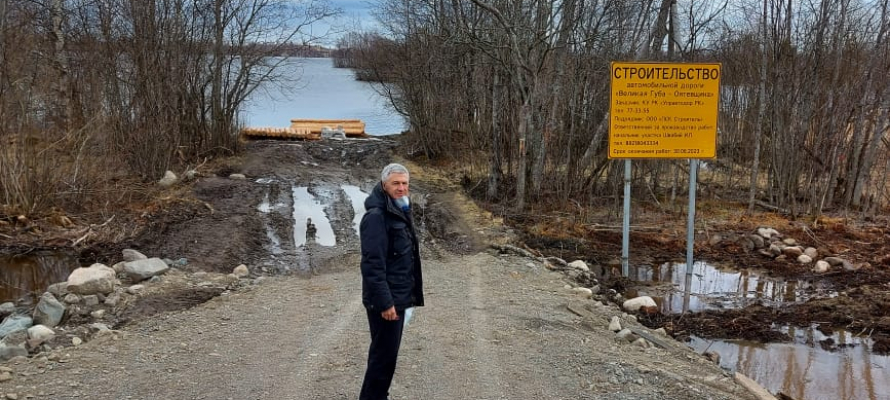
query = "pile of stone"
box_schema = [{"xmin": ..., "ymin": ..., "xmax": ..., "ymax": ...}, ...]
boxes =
[
  {"xmin": 717, "ymin": 227, "xmax": 863, "ymax": 273},
  {"xmin": 0, "ymin": 249, "xmax": 253, "ymax": 362}
]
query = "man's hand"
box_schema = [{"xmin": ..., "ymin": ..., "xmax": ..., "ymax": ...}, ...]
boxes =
[{"xmin": 381, "ymin": 306, "xmax": 399, "ymax": 321}]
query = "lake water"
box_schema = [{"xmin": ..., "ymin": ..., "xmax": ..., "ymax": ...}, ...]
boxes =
[{"xmin": 241, "ymin": 58, "xmax": 407, "ymax": 135}]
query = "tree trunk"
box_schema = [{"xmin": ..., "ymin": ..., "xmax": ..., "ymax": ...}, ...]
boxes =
[
  {"xmin": 487, "ymin": 73, "xmax": 501, "ymax": 200},
  {"xmin": 647, "ymin": 0, "xmax": 674, "ymax": 57},
  {"xmin": 211, "ymin": 0, "xmax": 225, "ymax": 147},
  {"xmin": 51, "ymin": 0, "xmax": 71, "ymax": 128},
  {"xmin": 516, "ymin": 102, "xmax": 530, "ymax": 210},
  {"xmin": 747, "ymin": 0, "xmax": 768, "ymax": 213},
  {"xmin": 852, "ymin": 107, "xmax": 888, "ymax": 208}
]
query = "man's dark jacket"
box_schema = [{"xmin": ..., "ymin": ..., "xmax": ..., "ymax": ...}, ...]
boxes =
[{"xmin": 360, "ymin": 182, "xmax": 424, "ymax": 312}]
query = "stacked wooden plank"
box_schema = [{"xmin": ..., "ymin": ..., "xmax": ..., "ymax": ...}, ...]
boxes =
[
  {"xmin": 289, "ymin": 119, "xmax": 366, "ymax": 137},
  {"xmin": 240, "ymin": 126, "xmax": 319, "ymax": 140}
]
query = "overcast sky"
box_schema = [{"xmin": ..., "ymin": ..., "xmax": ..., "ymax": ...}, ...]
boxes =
[{"xmin": 309, "ymin": 0, "xmax": 377, "ymax": 45}]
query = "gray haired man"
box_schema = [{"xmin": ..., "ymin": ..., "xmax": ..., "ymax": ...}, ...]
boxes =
[{"xmin": 359, "ymin": 163, "xmax": 425, "ymax": 400}]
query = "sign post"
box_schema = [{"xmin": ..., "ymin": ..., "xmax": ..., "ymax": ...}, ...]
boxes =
[{"xmin": 608, "ymin": 62, "xmax": 721, "ymax": 281}]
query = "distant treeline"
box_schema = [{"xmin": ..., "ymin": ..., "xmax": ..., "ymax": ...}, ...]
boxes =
[{"xmin": 253, "ymin": 43, "xmax": 334, "ymax": 58}]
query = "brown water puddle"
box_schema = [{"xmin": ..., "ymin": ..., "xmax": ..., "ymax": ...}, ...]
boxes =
[
  {"xmin": 626, "ymin": 262, "xmax": 888, "ymax": 400},
  {"xmin": 0, "ymin": 252, "xmax": 79, "ymax": 304},
  {"xmin": 689, "ymin": 326, "xmax": 890, "ymax": 400},
  {"xmin": 625, "ymin": 261, "xmax": 836, "ymax": 313}
]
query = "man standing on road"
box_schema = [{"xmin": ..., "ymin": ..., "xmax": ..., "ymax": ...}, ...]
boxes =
[{"xmin": 359, "ymin": 163, "xmax": 425, "ymax": 400}]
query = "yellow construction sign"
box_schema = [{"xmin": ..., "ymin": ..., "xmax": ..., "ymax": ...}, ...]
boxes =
[{"xmin": 608, "ymin": 62, "xmax": 721, "ymax": 159}]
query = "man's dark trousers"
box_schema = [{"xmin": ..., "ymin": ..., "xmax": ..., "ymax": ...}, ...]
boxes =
[{"xmin": 360, "ymin": 308, "xmax": 406, "ymax": 400}]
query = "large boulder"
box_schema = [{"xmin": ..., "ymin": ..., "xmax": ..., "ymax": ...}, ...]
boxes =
[
  {"xmin": 622, "ymin": 296, "xmax": 657, "ymax": 313},
  {"xmin": 32, "ymin": 292, "xmax": 65, "ymax": 328},
  {"xmin": 0, "ymin": 314, "xmax": 33, "ymax": 339},
  {"xmin": 122, "ymin": 258, "xmax": 170, "ymax": 282},
  {"xmin": 67, "ymin": 263, "xmax": 117, "ymax": 295}
]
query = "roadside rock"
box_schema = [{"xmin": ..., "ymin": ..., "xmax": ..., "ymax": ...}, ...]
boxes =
[
  {"xmin": 122, "ymin": 258, "xmax": 170, "ymax": 282},
  {"xmin": 122, "ymin": 249, "xmax": 148, "ymax": 262},
  {"xmin": 0, "ymin": 315, "xmax": 32, "ymax": 339},
  {"xmin": 571, "ymin": 287, "xmax": 593, "ymax": 298},
  {"xmin": 233, "ymin": 264, "xmax": 250, "ymax": 278},
  {"xmin": 26, "ymin": 325, "xmax": 55, "ymax": 343},
  {"xmin": 783, "ymin": 246, "xmax": 803, "ymax": 257},
  {"xmin": 804, "ymin": 247, "xmax": 819, "ymax": 259},
  {"xmin": 823, "ymin": 256, "xmax": 847, "ymax": 266},
  {"xmin": 0, "ymin": 303, "xmax": 15, "ymax": 318},
  {"xmin": 0, "ymin": 342, "xmax": 27, "ymax": 361},
  {"xmin": 757, "ymin": 227, "xmax": 780, "ymax": 239},
  {"xmin": 46, "ymin": 282, "xmax": 68, "ymax": 298},
  {"xmin": 608, "ymin": 316, "xmax": 622, "ymax": 332},
  {"xmin": 813, "ymin": 260, "xmax": 831, "ymax": 273},
  {"xmin": 158, "ymin": 171, "xmax": 178, "ymax": 187},
  {"xmin": 797, "ymin": 254, "xmax": 813, "ymax": 264},
  {"xmin": 67, "ymin": 263, "xmax": 116, "ymax": 295},
  {"xmin": 32, "ymin": 293, "xmax": 64, "ymax": 328},
  {"xmin": 567, "ymin": 260, "xmax": 590, "ymax": 272},
  {"xmin": 748, "ymin": 234, "xmax": 765, "ymax": 249},
  {"xmin": 616, "ymin": 328, "xmax": 640, "ymax": 343},
  {"xmin": 622, "ymin": 296, "xmax": 656, "ymax": 313}
]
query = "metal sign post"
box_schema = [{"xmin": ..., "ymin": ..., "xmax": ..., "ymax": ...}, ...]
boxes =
[
  {"xmin": 621, "ymin": 159, "xmax": 631, "ymax": 277},
  {"xmin": 608, "ymin": 62, "xmax": 720, "ymax": 281},
  {"xmin": 685, "ymin": 159, "xmax": 699, "ymax": 280}
]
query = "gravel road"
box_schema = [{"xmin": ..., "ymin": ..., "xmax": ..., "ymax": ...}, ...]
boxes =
[{"xmin": 0, "ymin": 139, "xmax": 763, "ymax": 400}]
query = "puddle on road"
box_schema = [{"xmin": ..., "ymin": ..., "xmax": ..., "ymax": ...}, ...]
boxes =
[
  {"xmin": 292, "ymin": 186, "xmax": 336, "ymax": 247},
  {"xmin": 689, "ymin": 327, "xmax": 890, "ymax": 400},
  {"xmin": 626, "ymin": 262, "xmax": 884, "ymax": 399},
  {"xmin": 256, "ymin": 190, "xmax": 284, "ymax": 255},
  {"xmin": 0, "ymin": 252, "xmax": 79, "ymax": 303},
  {"xmin": 341, "ymin": 185, "xmax": 369, "ymax": 236},
  {"xmin": 627, "ymin": 262, "xmax": 836, "ymax": 313}
]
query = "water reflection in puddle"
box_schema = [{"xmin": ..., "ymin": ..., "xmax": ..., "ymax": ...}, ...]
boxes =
[
  {"xmin": 629, "ymin": 262, "xmax": 836, "ymax": 313},
  {"xmin": 0, "ymin": 253, "xmax": 79, "ymax": 303},
  {"xmin": 341, "ymin": 185, "xmax": 369, "ymax": 236},
  {"xmin": 689, "ymin": 328, "xmax": 890, "ymax": 400},
  {"xmin": 627, "ymin": 262, "xmax": 885, "ymax": 399},
  {"xmin": 256, "ymin": 191, "xmax": 284, "ymax": 255},
  {"xmin": 292, "ymin": 186, "xmax": 335, "ymax": 247}
]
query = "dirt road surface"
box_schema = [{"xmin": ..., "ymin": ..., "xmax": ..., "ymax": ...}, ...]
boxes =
[{"xmin": 0, "ymin": 140, "xmax": 761, "ymax": 400}]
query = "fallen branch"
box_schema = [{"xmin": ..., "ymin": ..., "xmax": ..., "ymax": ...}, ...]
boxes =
[{"xmin": 71, "ymin": 215, "xmax": 116, "ymax": 247}]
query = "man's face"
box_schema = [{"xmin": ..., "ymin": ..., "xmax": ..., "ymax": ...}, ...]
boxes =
[{"xmin": 383, "ymin": 172, "xmax": 409, "ymax": 199}]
